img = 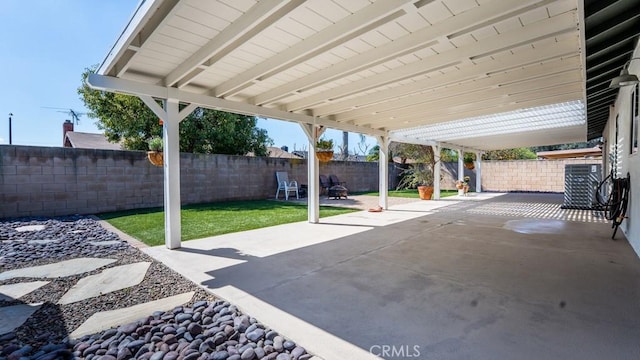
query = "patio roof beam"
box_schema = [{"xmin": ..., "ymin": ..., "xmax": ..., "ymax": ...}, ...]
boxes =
[
  {"xmin": 251, "ymin": 0, "xmax": 541, "ymax": 107},
  {"xmin": 337, "ymin": 63, "xmax": 582, "ymax": 123},
  {"xmin": 312, "ymin": 39, "xmax": 579, "ymax": 117},
  {"xmin": 360, "ymin": 86, "xmax": 583, "ymax": 129},
  {"xmin": 351, "ymin": 77, "xmax": 583, "ymax": 126},
  {"xmin": 101, "ymin": 0, "xmax": 182, "ymax": 77},
  {"xmin": 163, "ymin": 0, "xmax": 305, "ymax": 88},
  {"xmin": 87, "ymin": 74, "xmax": 387, "ymax": 138},
  {"xmin": 437, "ymin": 142, "xmax": 484, "ymax": 154},
  {"xmin": 388, "ymin": 134, "xmax": 437, "ymax": 147},
  {"xmin": 287, "ymin": 11, "xmax": 578, "ymax": 112},
  {"xmin": 213, "ymin": 0, "xmax": 415, "ymax": 98}
]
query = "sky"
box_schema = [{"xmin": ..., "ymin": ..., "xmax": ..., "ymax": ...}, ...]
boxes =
[{"xmin": 0, "ymin": 0, "xmax": 376, "ymax": 155}]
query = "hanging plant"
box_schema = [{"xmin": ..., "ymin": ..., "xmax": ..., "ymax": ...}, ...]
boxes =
[
  {"xmin": 316, "ymin": 137, "xmax": 334, "ymax": 162},
  {"xmin": 147, "ymin": 137, "xmax": 163, "ymax": 166}
]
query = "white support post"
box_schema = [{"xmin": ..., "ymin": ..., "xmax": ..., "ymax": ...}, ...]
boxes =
[
  {"xmin": 458, "ymin": 149, "xmax": 464, "ymax": 182},
  {"xmin": 300, "ymin": 123, "xmax": 320, "ymax": 223},
  {"xmin": 475, "ymin": 151, "xmax": 482, "ymax": 193},
  {"xmin": 376, "ymin": 135, "xmax": 389, "ymax": 209},
  {"xmin": 163, "ymin": 99, "xmax": 182, "ymax": 249},
  {"xmin": 139, "ymin": 96, "xmax": 197, "ymax": 249},
  {"xmin": 432, "ymin": 144, "xmax": 441, "ymax": 200}
]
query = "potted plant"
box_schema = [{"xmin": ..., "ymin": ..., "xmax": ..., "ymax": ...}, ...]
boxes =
[
  {"xmin": 397, "ymin": 163, "xmax": 434, "ymax": 200},
  {"xmin": 316, "ymin": 137, "xmax": 334, "ymax": 162},
  {"xmin": 455, "ymin": 176, "xmax": 471, "ymax": 196},
  {"xmin": 147, "ymin": 136, "xmax": 163, "ymax": 166},
  {"xmin": 393, "ymin": 143, "xmax": 439, "ymax": 200}
]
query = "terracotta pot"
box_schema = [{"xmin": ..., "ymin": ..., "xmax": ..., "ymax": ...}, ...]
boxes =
[
  {"xmin": 417, "ymin": 185, "xmax": 434, "ymax": 200},
  {"xmin": 147, "ymin": 151, "xmax": 163, "ymax": 166},
  {"xmin": 316, "ymin": 150, "xmax": 334, "ymax": 162}
]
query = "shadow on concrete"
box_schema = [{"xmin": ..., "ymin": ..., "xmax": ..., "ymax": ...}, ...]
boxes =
[
  {"xmin": 176, "ymin": 247, "xmax": 259, "ymax": 260},
  {"xmin": 199, "ymin": 193, "xmax": 640, "ymax": 360}
]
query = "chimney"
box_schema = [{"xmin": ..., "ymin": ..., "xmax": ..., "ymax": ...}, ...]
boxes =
[
  {"xmin": 63, "ymin": 120, "xmax": 74, "ymax": 147},
  {"xmin": 281, "ymin": 145, "xmax": 289, "ymax": 152}
]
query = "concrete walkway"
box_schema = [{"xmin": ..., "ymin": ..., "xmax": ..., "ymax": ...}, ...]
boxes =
[{"xmin": 143, "ymin": 193, "xmax": 640, "ymax": 360}]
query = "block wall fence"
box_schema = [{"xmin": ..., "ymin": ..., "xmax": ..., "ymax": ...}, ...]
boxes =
[
  {"xmin": 0, "ymin": 145, "xmax": 600, "ymax": 218},
  {"xmin": 0, "ymin": 145, "xmax": 398, "ymax": 218}
]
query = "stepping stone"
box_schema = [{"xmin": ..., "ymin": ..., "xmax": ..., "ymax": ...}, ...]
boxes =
[
  {"xmin": 70, "ymin": 291, "xmax": 195, "ymax": 338},
  {"xmin": 0, "ymin": 281, "xmax": 50, "ymax": 301},
  {"xmin": 15, "ymin": 225, "xmax": 46, "ymax": 232},
  {"xmin": 58, "ymin": 262, "xmax": 151, "ymax": 304},
  {"xmin": 88, "ymin": 240, "xmax": 122, "ymax": 246},
  {"xmin": 0, "ymin": 258, "xmax": 116, "ymax": 281},
  {"xmin": 27, "ymin": 239, "xmax": 59, "ymax": 245},
  {"xmin": 0, "ymin": 303, "xmax": 42, "ymax": 335}
]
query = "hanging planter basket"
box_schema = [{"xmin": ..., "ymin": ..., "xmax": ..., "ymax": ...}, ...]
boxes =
[
  {"xmin": 464, "ymin": 161, "xmax": 475, "ymax": 170},
  {"xmin": 147, "ymin": 151, "xmax": 164, "ymax": 167},
  {"xmin": 316, "ymin": 150, "xmax": 334, "ymax": 162}
]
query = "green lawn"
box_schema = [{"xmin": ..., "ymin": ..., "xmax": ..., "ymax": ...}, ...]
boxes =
[
  {"xmin": 99, "ymin": 200, "xmax": 356, "ymax": 246},
  {"xmin": 356, "ymin": 189, "xmax": 461, "ymax": 198}
]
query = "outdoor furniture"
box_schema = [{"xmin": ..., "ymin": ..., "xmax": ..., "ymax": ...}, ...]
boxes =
[
  {"xmin": 328, "ymin": 185, "xmax": 348, "ymax": 199},
  {"xmin": 329, "ymin": 174, "xmax": 346, "ymax": 187},
  {"xmin": 275, "ymin": 172, "xmax": 299, "ymax": 200},
  {"xmin": 327, "ymin": 174, "xmax": 348, "ymax": 199},
  {"xmin": 319, "ymin": 175, "xmax": 331, "ymax": 195}
]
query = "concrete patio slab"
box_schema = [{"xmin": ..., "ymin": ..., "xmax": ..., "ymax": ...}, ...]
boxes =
[
  {"xmin": 70, "ymin": 291, "xmax": 195, "ymax": 338},
  {"xmin": 0, "ymin": 281, "xmax": 50, "ymax": 301},
  {"xmin": 0, "ymin": 303, "xmax": 42, "ymax": 335},
  {"xmin": 58, "ymin": 262, "xmax": 151, "ymax": 305},
  {"xmin": 0, "ymin": 258, "xmax": 116, "ymax": 281},
  {"xmin": 143, "ymin": 193, "xmax": 640, "ymax": 360}
]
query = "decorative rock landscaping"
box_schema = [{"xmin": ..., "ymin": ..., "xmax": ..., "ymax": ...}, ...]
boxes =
[{"xmin": 0, "ymin": 217, "xmax": 316, "ymax": 360}]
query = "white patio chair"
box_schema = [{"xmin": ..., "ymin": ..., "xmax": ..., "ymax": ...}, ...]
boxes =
[{"xmin": 275, "ymin": 171, "xmax": 299, "ymax": 200}]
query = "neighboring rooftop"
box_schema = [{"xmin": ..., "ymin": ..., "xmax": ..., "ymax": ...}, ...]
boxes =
[
  {"xmin": 536, "ymin": 147, "xmax": 602, "ymax": 159},
  {"xmin": 266, "ymin": 146, "xmax": 303, "ymax": 159},
  {"xmin": 64, "ymin": 132, "xmax": 123, "ymax": 150}
]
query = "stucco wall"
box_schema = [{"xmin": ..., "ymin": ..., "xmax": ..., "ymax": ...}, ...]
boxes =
[
  {"xmin": 602, "ymin": 42, "xmax": 640, "ymax": 257},
  {"xmin": 0, "ymin": 145, "xmax": 397, "ymax": 219}
]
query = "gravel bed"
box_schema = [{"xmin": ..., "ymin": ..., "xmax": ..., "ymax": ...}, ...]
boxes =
[{"xmin": 0, "ymin": 217, "xmax": 314, "ymax": 360}]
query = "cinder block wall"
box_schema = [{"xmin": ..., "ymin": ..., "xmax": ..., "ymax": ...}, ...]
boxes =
[
  {"xmin": 0, "ymin": 145, "xmax": 397, "ymax": 219},
  {"xmin": 478, "ymin": 159, "xmax": 601, "ymax": 192}
]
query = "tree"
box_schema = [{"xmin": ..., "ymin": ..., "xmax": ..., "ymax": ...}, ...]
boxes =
[
  {"xmin": 78, "ymin": 67, "xmax": 273, "ymax": 155},
  {"xmin": 530, "ymin": 139, "xmax": 602, "ymax": 152},
  {"xmin": 482, "ymin": 147, "xmax": 537, "ymax": 160},
  {"xmin": 439, "ymin": 148, "xmax": 458, "ymax": 162},
  {"xmin": 366, "ymin": 145, "xmax": 380, "ymax": 162},
  {"xmin": 392, "ymin": 143, "xmax": 436, "ymax": 188}
]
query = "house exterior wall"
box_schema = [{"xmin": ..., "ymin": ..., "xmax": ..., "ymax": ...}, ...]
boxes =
[
  {"xmin": 0, "ymin": 145, "xmax": 397, "ymax": 219},
  {"xmin": 601, "ymin": 43, "xmax": 640, "ymax": 258}
]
